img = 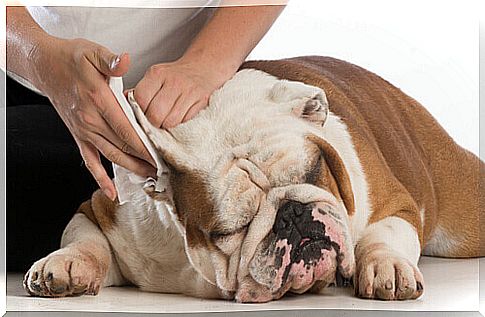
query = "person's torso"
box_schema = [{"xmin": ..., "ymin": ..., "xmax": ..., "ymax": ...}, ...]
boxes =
[{"xmin": 26, "ymin": 4, "xmax": 218, "ymax": 89}]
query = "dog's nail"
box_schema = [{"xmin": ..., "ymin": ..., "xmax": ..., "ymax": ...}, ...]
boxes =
[
  {"xmin": 416, "ymin": 281, "xmax": 423, "ymax": 291},
  {"xmin": 385, "ymin": 280, "xmax": 393, "ymax": 290},
  {"xmin": 365, "ymin": 285, "xmax": 373, "ymax": 296}
]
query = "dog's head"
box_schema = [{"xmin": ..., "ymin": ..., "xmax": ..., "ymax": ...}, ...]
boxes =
[{"xmin": 136, "ymin": 75, "xmax": 355, "ymax": 302}]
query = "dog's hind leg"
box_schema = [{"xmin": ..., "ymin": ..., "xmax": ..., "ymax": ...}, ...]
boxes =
[{"xmin": 23, "ymin": 196, "xmax": 125, "ymax": 297}]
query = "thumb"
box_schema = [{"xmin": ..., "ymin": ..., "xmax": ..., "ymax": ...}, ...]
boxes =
[{"xmin": 88, "ymin": 47, "xmax": 130, "ymax": 77}]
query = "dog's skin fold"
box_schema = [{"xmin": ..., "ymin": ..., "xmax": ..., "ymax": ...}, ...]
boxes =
[{"xmin": 23, "ymin": 56, "xmax": 484, "ymax": 302}]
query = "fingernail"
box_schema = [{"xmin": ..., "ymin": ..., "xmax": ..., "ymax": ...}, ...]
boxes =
[{"xmin": 109, "ymin": 54, "xmax": 121, "ymax": 71}]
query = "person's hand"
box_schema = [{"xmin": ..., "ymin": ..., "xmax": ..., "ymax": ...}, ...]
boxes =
[
  {"xmin": 133, "ymin": 59, "xmax": 227, "ymax": 129},
  {"xmin": 30, "ymin": 36, "xmax": 156, "ymax": 200}
]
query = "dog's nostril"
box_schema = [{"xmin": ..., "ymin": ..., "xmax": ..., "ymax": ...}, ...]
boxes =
[
  {"xmin": 293, "ymin": 205, "xmax": 304, "ymax": 217},
  {"xmin": 278, "ymin": 219, "xmax": 288, "ymax": 229},
  {"xmin": 274, "ymin": 201, "xmax": 309, "ymax": 232}
]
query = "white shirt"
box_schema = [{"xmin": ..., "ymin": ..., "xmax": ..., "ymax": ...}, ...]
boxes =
[{"xmin": 9, "ymin": 4, "xmax": 218, "ymax": 92}]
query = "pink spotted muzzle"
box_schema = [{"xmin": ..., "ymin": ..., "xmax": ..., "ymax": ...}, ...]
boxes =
[{"xmin": 240, "ymin": 200, "xmax": 354, "ymax": 302}]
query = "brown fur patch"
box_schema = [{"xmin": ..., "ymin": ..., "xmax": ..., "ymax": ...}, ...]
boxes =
[
  {"xmin": 306, "ymin": 134, "xmax": 355, "ymax": 216},
  {"xmin": 76, "ymin": 189, "xmax": 118, "ymax": 231},
  {"xmin": 170, "ymin": 169, "xmax": 217, "ymax": 247}
]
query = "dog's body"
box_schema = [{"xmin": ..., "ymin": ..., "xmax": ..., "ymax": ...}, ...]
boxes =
[{"xmin": 24, "ymin": 57, "xmax": 484, "ymax": 302}]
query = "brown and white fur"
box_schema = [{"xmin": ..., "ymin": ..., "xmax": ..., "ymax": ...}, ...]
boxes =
[{"xmin": 23, "ymin": 57, "xmax": 484, "ymax": 302}]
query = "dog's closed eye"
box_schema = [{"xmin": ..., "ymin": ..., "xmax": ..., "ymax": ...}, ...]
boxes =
[
  {"xmin": 210, "ymin": 224, "xmax": 249, "ymax": 255},
  {"xmin": 210, "ymin": 223, "xmax": 250, "ymax": 241}
]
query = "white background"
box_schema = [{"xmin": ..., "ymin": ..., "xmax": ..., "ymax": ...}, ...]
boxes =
[
  {"xmin": 248, "ymin": 0, "xmax": 480, "ymax": 155},
  {"xmin": 0, "ymin": 1, "xmax": 482, "ymax": 315}
]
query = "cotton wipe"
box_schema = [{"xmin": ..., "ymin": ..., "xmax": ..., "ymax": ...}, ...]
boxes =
[{"xmin": 108, "ymin": 77, "xmax": 169, "ymax": 205}]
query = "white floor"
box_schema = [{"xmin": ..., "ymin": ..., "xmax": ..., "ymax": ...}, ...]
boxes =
[{"xmin": 6, "ymin": 257, "xmax": 483, "ymax": 314}]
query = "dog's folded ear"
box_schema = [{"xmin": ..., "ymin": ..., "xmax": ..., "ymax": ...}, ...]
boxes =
[
  {"xmin": 130, "ymin": 93, "xmax": 194, "ymax": 172},
  {"xmin": 292, "ymin": 93, "xmax": 329, "ymax": 127},
  {"xmin": 306, "ymin": 134, "xmax": 355, "ymax": 216},
  {"xmin": 268, "ymin": 80, "xmax": 329, "ymax": 127}
]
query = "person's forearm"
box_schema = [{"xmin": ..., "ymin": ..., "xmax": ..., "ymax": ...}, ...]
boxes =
[
  {"xmin": 6, "ymin": 6, "xmax": 51, "ymax": 85},
  {"xmin": 180, "ymin": 4, "xmax": 286, "ymax": 79}
]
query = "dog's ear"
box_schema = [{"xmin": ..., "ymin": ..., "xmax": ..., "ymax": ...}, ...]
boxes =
[
  {"xmin": 292, "ymin": 93, "xmax": 329, "ymax": 127},
  {"xmin": 130, "ymin": 92, "xmax": 194, "ymax": 172},
  {"xmin": 268, "ymin": 81, "xmax": 329, "ymax": 127},
  {"xmin": 306, "ymin": 134, "xmax": 355, "ymax": 215}
]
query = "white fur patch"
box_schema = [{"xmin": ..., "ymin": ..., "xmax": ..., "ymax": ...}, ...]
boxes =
[
  {"xmin": 422, "ymin": 225, "xmax": 460, "ymax": 257},
  {"xmin": 420, "ymin": 208, "xmax": 426, "ymax": 229},
  {"xmin": 358, "ymin": 216, "xmax": 421, "ymax": 265}
]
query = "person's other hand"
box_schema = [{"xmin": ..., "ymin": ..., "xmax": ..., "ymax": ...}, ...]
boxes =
[
  {"xmin": 32, "ymin": 37, "xmax": 156, "ymax": 200},
  {"xmin": 133, "ymin": 59, "xmax": 226, "ymax": 129}
]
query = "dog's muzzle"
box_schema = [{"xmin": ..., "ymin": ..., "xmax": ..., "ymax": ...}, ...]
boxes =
[{"xmin": 234, "ymin": 184, "xmax": 354, "ymax": 302}]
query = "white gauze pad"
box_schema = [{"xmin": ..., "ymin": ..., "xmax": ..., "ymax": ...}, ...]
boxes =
[{"xmin": 108, "ymin": 77, "xmax": 169, "ymax": 205}]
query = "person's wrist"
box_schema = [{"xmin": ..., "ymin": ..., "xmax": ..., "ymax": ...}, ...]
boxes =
[
  {"xmin": 178, "ymin": 49, "xmax": 240, "ymax": 86},
  {"xmin": 28, "ymin": 34, "xmax": 66, "ymax": 94}
]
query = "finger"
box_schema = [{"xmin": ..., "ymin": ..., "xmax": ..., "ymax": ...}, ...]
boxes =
[
  {"xmin": 98, "ymin": 86, "xmax": 156, "ymax": 166},
  {"xmin": 77, "ymin": 107, "xmax": 147, "ymax": 161},
  {"xmin": 87, "ymin": 131, "xmax": 156, "ymax": 178},
  {"xmin": 77, "ymin": 139, "xmax": 116, "ymax": 200},
  {"xmin": 146, "ymin": 84, "xmax": 181, "ymax": 128},
  {"xmin": 133, "ymin": 67, "xmax": 164, "ymax": 111},
  {"xmin": 98, "ymin": 122, "xmax": 145, "ymax": 162},
  {"xmin": 162, "ymin": 93, "xmax": 199, "ymax": 129},
  {"xmin": 86, "ymin": 46, "xmax": 130, "ymax": 77},
  {"xmin": 182, "ymin": 99, "xmax": 209, "ymax": 123}
]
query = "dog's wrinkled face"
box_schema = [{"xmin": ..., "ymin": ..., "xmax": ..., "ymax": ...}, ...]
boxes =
[
  {"xmin": 135, "ymin": 75, "xmax": 356, "ymax": 302},
  {"xmin": 197, "ymin": 134, "xmax": 355, "ymax": 302}
]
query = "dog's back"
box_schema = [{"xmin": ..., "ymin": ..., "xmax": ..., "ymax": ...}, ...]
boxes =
[{"xmin": 243, "ymin": 56, "xmax": 484, "ymax": 257}]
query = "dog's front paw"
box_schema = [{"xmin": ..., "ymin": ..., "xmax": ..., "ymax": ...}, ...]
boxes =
[
  {"xmin": 23, "ymin": 246, "xmax": 105, "ymax": 297},
  {"xmin": 354, "ymin": 244, "xmax": 424, "ymax": 300}
]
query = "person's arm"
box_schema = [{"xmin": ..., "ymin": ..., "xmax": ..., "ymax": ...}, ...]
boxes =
[
  {"xmin": 6, "ymin": 7, "xmax": 47, "ymax": 85},
  {"xmin": 134, "ymin": 4, "xmax": 286, "ymax": 128},
  {"xmin": 7, "ymin": 7, "xmax": 155, "ymax": 201}
]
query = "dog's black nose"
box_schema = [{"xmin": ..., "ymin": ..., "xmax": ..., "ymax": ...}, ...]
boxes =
[{"xmin": 273, "ymin": 201, "xmax": 311, "ymax": 232}]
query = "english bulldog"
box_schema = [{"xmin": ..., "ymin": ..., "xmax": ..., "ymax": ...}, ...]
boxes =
[{"xmin": 23, "ymin": 56, "xmax": 484, "ymax": 302}]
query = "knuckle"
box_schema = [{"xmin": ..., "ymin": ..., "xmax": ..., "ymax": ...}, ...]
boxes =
[
  {"xmin": 140, "ymin": 147, "xmax": 151, "ymax": 160},
  {"xmin": 162, "ymin": 120, "xmax": 173, "ymax": 129},
  {"xmin": 202, "ymin": 95, "xmax": 210, "ymax": 105},
  {"xmin": 106, "ymin": 150, "xmax": 122, "ymax": 164},
  {"xmin": 120, "ymin": 142, "xmax": 131, "ymax": 154},
  {"xmin": 162, "ymin": 115, "xmax": 177, "ymax": 128},
  {"xmin": 116, "ymin": 126, "xmax": 132, "ymax": 142},
  {"xmin": 134, "ymin": 90, "xmax": 149, "ymax": 108},
  {"xmin": 147, "ymin": 64, "xmax": 160, "ymax": 77},
  {"xmin": 83, "ymin": 159, "xmax": 95, "ymax": 174},
  {"xmin": 92, "ymin": 48, "xmax": 104, "ymax": 68},
  {"xmin": 171, "ymin": 76, "xmax": 185, "ymax": 88}
]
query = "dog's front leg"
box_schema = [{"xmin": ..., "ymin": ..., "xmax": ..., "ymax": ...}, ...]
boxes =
[
  {"xmin": 23, "ymin": 200, "xmax": 124, "ymax": 297},
  {"xmin": 354, "ymin": 216, "xmax": 424, "ymax": 300}
]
